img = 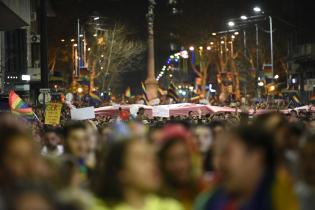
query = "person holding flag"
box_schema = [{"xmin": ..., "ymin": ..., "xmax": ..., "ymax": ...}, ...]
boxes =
[
  {"xmin": 141, "ymin": 82, "xmax": 150, "ymax": 105},
  {"xmin": 88, "ymin": 68, "xmax": 102, "ymax": 106},
  {"xmin": 8, "ymin": 90, "xmax": 39, "ymax": 121}
]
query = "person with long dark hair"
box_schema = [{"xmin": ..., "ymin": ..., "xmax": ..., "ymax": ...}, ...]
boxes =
[
  {"xmin": 91, "ymin": 137, "xmax": 183, "ymax": 210},
  {"xmin": 158, "ymin": 124, "xmax": 204, "ymax": 210}
]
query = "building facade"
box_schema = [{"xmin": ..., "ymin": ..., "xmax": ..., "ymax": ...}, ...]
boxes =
[
  {"xmin": 288, "ymin": 43, "xmax": 315, "ymax": 103},
  {"xmin": 0, "ymin": 0, "xmax": 41, "ymax": 96}
]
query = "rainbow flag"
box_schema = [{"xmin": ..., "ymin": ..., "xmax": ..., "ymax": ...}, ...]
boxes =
[
  {"xmin": 167, "ymin": 82, "xmax": 179, "ymax": 102},
  {"xmin": 292, "ymin": 95, "xmax": 301, "ymax": 105},
  {"xmin": 89, "ymin": 92, "xmax": 102, "ymax": 102},
  {"xmin": 78, "ymin": 76, "xmax": 90, "ymax": 87},
  {"xmin": 125, "ymin": 87, "xmax": 131, "ymax": 98},
  {"xmin": 9, "ymin": 90, "xmax": 36, "ymax": 120},
  {"xmin": 141, "ymin": 82, "xmax": 149, "ymax": 104},
  {"xmin": 263, "ymin": 64, "xmax": 273, "ymax": 79}
]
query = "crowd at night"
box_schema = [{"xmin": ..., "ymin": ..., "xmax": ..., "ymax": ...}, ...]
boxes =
[
  {"xmin": 1, "ymin": 107, "xmax": 315, "ymax": 210},
  {"xmin": 1, "ymin": 0, "xmax": 315, "ymax": 210}
]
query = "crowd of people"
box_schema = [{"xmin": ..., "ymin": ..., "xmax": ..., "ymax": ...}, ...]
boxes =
[{"xmin": 0, "ymin": 108, "xmax": 315, "ymax": 210}]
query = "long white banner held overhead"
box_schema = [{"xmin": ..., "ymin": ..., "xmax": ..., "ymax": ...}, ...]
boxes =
[
  {"xmin": 71, "ymin": 106, "xmax": 95, "ymax": 120},
  {"xmin": 152, "ymin": 105, "xmax": 170, "ymax": 118}
]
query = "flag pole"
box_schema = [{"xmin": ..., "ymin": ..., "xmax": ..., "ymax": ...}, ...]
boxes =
[{"xmin": 33, "ymin": 111, "xmax": 40, "ymax": 122}]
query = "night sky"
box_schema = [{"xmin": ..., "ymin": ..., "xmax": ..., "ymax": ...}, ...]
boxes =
[{"xmin": 47, "ymin": 0, "xmax": 315, "ymax": 92}]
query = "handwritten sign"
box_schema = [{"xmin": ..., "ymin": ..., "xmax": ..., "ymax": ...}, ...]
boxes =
[{"xmin": 45, "ymin": 103, "xmax": 62, "ymax": 125}]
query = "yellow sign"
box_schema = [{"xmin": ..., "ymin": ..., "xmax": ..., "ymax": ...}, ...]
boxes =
[{"xmin": 45, "ymin": 103, "xmax": 62, "ymax": 125}]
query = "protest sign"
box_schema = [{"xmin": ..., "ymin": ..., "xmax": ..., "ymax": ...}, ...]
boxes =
[{"xmin": 45, "ymin": 103, "xmax": 62, "ymax": 125}]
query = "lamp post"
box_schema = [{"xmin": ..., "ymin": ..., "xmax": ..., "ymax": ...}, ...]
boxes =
[
  {"xmin": 227, "ymin": 7, "xmax": 274, "ymax": 79},
  {"xmin": 269, "ymin": 16, "xmax": 274, "ymax": 79},
  {"xmin": 252, "ymin": 7, "xmax": 274, "ymax": 79},
  {"xmin": 227, "ymin": 21, "xmax": 247, "ymax": 58},
  {"xmin": 243, "ymin": 29, "xmax": 247, "ymax": 58},
  {"xmin": 255, "ymin": 24, "xmax": 259, "ymax": 76},
  {"xmin": 76, "ymin": 18, "xmax": 80, "ymax": 77},
  {"xmin": 145, "ymin": 0, "xmax": 158, "ymax": 101},
  {"xmin": 226, "ymin": 7, "xmax": 274, "ymax": 97}
]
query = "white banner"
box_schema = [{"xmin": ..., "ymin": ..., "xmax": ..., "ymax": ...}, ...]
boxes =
[
  {"xmin": 71, "ymin": 107, "xmax": 95, "ymax": 120},
  {"xmin": 152, "ymin": 106, "xmax": 170, "ymax": 118}
]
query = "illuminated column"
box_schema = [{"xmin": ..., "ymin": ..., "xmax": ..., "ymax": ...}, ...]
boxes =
[{"xmin": 145, "ymin": 0, "xmax": 158, "ymax": 100}]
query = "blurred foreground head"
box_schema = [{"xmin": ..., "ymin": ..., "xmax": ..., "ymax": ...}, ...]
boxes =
[
  {"xmin": 42, "ymin": 128, "xmax": 62, "ymax": 155},
  {"xmin": 0, "ymin": 113, "xmax": 38, "ymax": 183},
  {"xmin": 208, "ymin": 120, "xmax": 225, "ymax": 142},
  {"xmin": 92, "ymin": 138, "xmax": 160, "ymax": 205},
  {"xmin": 299, "ymin": 133, "xmax": 315, "ymax": 187},
  {"xmin": 254, "ymin": 112, "xmax": 289, "ymax": 153},
  {"xmin": 158, "ymin": 124, "xmax": 193, "ymax": 187},
  {"xmin": 221, "ymin": 124, "xmax": 275, "ymax": 194},
  {"xmin": 5, "ymin": 181, "xmax": 58, "ymax": 210},
  {"xmin": 63, "ymin": 121, "xmax": 89, "ymax": 159},
  {"xmin": 83, "ymin": 120, "xmax": 98, "ymax": 150},
  {"xmin": 193, "ymin": 124, "xmax": 212, "ymax": 154}
]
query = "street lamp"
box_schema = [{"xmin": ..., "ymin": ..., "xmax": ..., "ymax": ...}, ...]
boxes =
[
  {"xmin": 269, "ymin": 85, "xmax": 276, "ymax": 92},
  {"xmin": 228, "ymin": 21, "xmax": 235, "ymax": 27},
  {"xmin": 269, "ymin": 16, "xmax": 274, "ymax": 79},
  {"xmin": 258, "ymin": 81, "xmax": 264, "ymax": 87},
  {"xmin": 274, "ymin": 74, "xmax": 279, "ymax": 80},
  {"xmin": 252, "ymin": 6, "xmax": 273, "ymax": 78},
  {"xmin": 94, "ymin": 16, "xmax": 100, "ymax": 20},
  {"xmin": 253, "ymin": 6, "xmax": 262, "ymax": 13},
  {"xmin": 212, "ymin": 33, "xmax": 217, "ymax": 36},
  {"xmin": 234, "ymin": 31, "xmax": 239, "ymax": 35},
  {"xmin": 206, "ymin": 46, "xmax": 211, "ymax": 51},
  {"xmin": 77, "ymin": 87, "xmax": 83, "ymax": 94},
  {"xmin": 189, "ymin": 46, "xmax": 195, "ymax": 51},
  {"xmin": 240, "ymin": 15, "xmax": 248, "ymax": 20}
]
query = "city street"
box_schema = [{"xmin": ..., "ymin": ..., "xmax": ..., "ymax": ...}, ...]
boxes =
[{"xmin": 0, "ymin": 1, "xmax": 315, "ymax": 210}]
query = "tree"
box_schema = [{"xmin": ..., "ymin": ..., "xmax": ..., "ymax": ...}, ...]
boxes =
[
  {"xmin": 86, "ymin": 23, "xmax": 145, "ymax": 93},
  {"xmin": 189, "ymin": 41, "xmax": 241, "ymax": 100},
  {"xmin": 189, "ymin": 48, "xmax": 211, "ymax": 96}
]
